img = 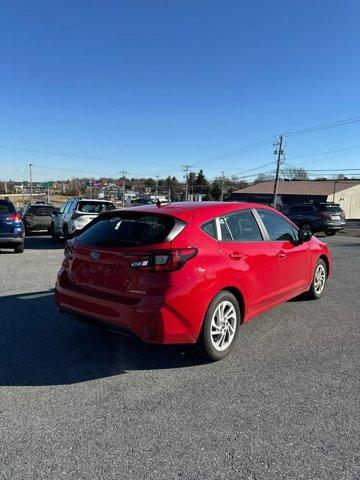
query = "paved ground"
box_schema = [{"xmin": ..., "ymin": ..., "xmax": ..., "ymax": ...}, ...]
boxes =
[{"xmin": 0, "ymin": 234, "xmax": 359, "ymax": 479}]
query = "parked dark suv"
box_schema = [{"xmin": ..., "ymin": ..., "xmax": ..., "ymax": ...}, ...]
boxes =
[
  {"xmin": 284, "ymin": 203, "xmax": 346, "ymax": 236},
  {"xmin": 0, "ymin": 200, "xmax": 25, "ymax": 253}
]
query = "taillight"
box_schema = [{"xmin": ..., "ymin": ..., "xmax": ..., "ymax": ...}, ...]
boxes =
[
  {"xmin": 64, "ymin": 241, "xmax": 74, "ymax": 260},
  {"xmin": 131, "ymin": 247, "xmax": 198, "ymax": 272},
  {"xmin": 316, "ymin": 211, "xmax": 330, "ymax": 218},
  {"xmin": 6, "ymin": 213, "xmax": 22, "ymax": 222}
]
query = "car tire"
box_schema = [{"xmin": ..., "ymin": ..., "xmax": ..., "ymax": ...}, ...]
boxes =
[
  {"xmin": 196, "ymin": 291, "xmax": 241, "ymax": 361},
  {"xmin": 307, "ymin": 258, "xmax": 327, "ymax": 300},
  {"xmin": 63, "ymin": 224, "xmax": 69, "ymax": 240},
  {"xmin": 14, "ymin": 244, "xmax": 24, "ymax": 254},
  {"xmin": 301, "ymin": 223, "xmax": 313, "ymax": 233},
  {"xmin": 51, "ymin": 223, "xmax": 60, "ymax": 241},
  {"xmin": 325, "ymin": 230, "xmax": 336, "ymax": 236}
]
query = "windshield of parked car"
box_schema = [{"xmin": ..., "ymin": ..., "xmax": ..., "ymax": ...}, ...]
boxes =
[
  {"xmin": 76, "ymin": 213, "xmax": 176, "ymax": 247},
  {"xmin": 76, "ymin": 201, "xmax": 115, "ymax": 213}
]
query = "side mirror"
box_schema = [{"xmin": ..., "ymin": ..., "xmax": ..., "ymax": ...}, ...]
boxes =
[{"xmin": 298, "ymin": 229, "xmax": 312, "ymax": 243}]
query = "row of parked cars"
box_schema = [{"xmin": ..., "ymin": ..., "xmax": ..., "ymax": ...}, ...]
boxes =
[
  {"xmin": 0, "ymin": 198, "xmax": 346, "ymax": 255},
  {"xmin": 0, "ymin": 198, "xmax": 116, "ymax": 253}
]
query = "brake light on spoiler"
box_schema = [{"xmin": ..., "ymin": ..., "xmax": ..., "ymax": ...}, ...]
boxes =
[{"xmin": 131, "ymin": 247, "xmax": 198, "ymax": 272}]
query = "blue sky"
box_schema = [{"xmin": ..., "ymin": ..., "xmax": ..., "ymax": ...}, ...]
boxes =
[{"xmin": 0, "ymin": 0, "xmax": 359, "ymax": 182}]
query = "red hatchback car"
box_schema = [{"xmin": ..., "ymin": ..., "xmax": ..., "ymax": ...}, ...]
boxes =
[{"xmin": 55, "ymin": 202, "xmax": 331, "ymax": 360}]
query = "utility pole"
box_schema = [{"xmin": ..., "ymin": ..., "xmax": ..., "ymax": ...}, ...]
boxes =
[
  {"xmin": 155, "ymin": 175, "xmax": 159, "ymax": 200},
  {"xmin": 120, "ymin": 170, "xmax": 127, "ymax": 204},
  {"xmin": 333, "ymin": 179, "xmax": 338, "ymax": 202},
  {"xmin": 220, "ymin": 170, "xmax": 225, "ymax": 202},
  {"xmin": 272, "ymin": 135, "xmax": 285, "ymax": 209},
  {"xmin": 29, "ymin": 163, "xmax": 33, "ymax": 204},
  {"xmin": 182, "ymin": 165, "xmax": 192, "ymax": 202},
  {"xmin": 89, "ymin": 179, "xmax": 92, "ymax": 199}
]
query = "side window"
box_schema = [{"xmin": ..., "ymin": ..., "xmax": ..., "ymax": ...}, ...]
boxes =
[
  {"xmin": 219, "ymin": 217, "xmax": 233, "ymax": 241},
  {"xmin": 64, "ymin": 201, "xmax": 73, "ymax": 214},
  {"xmin": 221, "ymin": 210, "xmax": 263, "ymax": 242},
  {"xmin": 201, "ymin": 219, "xmax": 217, "ymax": 239},
  {"xmin": 257, "ymin": 209, "xmax": 296, "ymax": 242},
  {"xmin": 58, "ymin": 203, "xmax": 67, "ymax": 214}
]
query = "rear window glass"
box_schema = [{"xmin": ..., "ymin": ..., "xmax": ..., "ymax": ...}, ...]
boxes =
[
  {"xmin": 201, "ymin": 220, "xmax": 217, "ymax": 239},
  {"xmin": 321, "ymin": 205, "xmax": 343, "ymax": 213},
  {"xmin": 29, "ymin": 206, "xmax": 56, "ymax": 215},
  {"xmin": 0, "ymin": 202, "xmax": 15, "ymax": 214},
  {"xmin": 77, "ymin": 214, "xmax": 175, "ymax": 247},
  {"xmin": 289, "ymin": 206, "xmax": 315, "ymax": 214},
  {"xmin": 76, "ymin": 201, "xmax": 115, "ymax": 213}
]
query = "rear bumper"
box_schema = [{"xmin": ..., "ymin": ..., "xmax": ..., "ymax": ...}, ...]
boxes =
[
  {"xmin": 55, "ymin": 268, "xmax": 200, "ymax": 344},
  {"xmin": 0, "ymin": 236, "xmax": 24, "ymax": 247},
  {"xmin": 322, "ymin": 221, "xmax": 346, "ymax": 231}
]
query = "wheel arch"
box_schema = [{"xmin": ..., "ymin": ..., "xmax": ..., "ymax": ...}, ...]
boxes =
[
  {"xmin": 219, "ymin": 286, "xmax": 246, "ymax": 324},
  {"xmin": 319, "ymin": 254, "xmax": 330, "ymax": 277}
]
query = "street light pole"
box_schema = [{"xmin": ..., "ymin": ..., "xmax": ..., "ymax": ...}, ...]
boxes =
[{"xmin": 29, "ymin": 163, "xmax": 33, "ymax": 204}]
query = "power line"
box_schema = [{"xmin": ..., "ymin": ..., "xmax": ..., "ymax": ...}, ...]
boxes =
[
  {"xmin": 286, "ymin": 145, "xmax": 360, "ymax": 161},
  {"xmin": 0, "ymin": 145, "xmax": 166, "ymax": 167},
  {"xmin": 284, "ymin": 115, "xmax": 360, "ymax": 137}
]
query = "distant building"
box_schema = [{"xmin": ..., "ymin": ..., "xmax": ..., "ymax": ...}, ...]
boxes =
[{"xmin": 231, "ymin": 180, "xmax": 360, "ymax": 219}]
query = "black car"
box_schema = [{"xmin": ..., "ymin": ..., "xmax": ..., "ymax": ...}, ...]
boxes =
[
  {"xmin": 21, "ymin": 204, "xmax": 57, "ymax": 235},
  {"xmin": 284, "ymin": 203, "xmax": 346, "ymax": 236},
  {"xmin": 0, "ymin": 200, "xmax": 25, "ymax": 253}
]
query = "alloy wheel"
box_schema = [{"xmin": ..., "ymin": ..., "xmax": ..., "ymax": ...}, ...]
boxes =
[{"xmin": 314, "ymin": 263, "xmax": 326, "ymax": 295}]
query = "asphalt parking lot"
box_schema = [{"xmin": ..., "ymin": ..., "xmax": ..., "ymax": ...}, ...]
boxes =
[{"xmin": 1, "ymin": 234, "xmax": 359, "ymax": 479}]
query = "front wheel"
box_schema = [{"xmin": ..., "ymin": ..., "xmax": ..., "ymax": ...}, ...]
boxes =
[
  {"xmin": 307, "ymin": 259, "xmax": 327, "ymax": 299},
  {"xmin": 325, "ymin": 230, "xmax": 336, "ymax": 236},
  {"xmin": 14, "ymin": 244, "xmax": 24, "ymax": 254},
  {"xmin": 196, "ymin": 291, "xmax": 240, "ymax": 361}
]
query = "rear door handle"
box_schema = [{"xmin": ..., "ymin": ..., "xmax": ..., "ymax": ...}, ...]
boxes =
[
  {"xmin": 277, "ymin": 250, "xmax": 287, "ymax": 258},
  {"xmin": 229, "ymin": 251, "xmax": 244, "ymax": 260}
]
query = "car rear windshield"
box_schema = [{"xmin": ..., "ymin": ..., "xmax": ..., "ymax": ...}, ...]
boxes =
[
  {"xmin": 29, "ymin": 206, "xmax": 56, "ymax": 215},
  {"xmin": 0, "ymin": 201, "xmax": 15, "ymax": 215},
  {"xmin": 76, "ymin": 201, "xmax": 115, "ymax": 213},
  {"xmin": 77, "ymin": 213, "xmax": 176, "ymax": 247},
  {"xmin": 320, "ymin": 205, "xmax": 343, "ymax": 213}
]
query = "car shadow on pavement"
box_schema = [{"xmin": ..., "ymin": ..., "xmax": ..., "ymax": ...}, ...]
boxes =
[
  {"xmin": 0, "ymin": 290, "xmax": 205, "ymax": 386},
  {"xmin": 24, "ymin": 235, "xmax": 65, "ymax": 250}
]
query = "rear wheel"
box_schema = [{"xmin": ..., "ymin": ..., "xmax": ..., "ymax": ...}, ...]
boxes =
[
  {"xmin": 63, "ymin": 224, "xmax": 69, "ymax": 240},
  {"xmin": 14, "ymin": 244, "xmax": 24, "ymax": 254},
  {"xmin": 307, "ymin": 259, "xmax": 327, "ymax": 299},
  {"xmin": 325, "ymin": 229, "xmax": 336, "ymax": 236},
  {"xmin": 51, "ymin": 223, "xmax": 60, "ymax": 241},
  {"xmin": 196, "ymin": 291, "xmax": 240, "ymax": 361},
  {"xmin": 301, "ymin": 223, "xmax": 313, "ymax": 233}
]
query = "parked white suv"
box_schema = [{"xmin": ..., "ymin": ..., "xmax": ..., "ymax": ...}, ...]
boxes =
[{"xmin": 51, "ymin": 198, "xmax": 116, "ymax": 240}]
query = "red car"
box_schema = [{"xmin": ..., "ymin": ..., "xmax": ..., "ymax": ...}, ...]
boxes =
[{"xmin": 55, "ymin": 202, "xmax": 331, "ymax": 360}]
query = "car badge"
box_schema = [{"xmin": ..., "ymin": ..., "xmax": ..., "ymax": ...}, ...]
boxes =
[{"xmin": 89, "ymin": 251, "xmax": 100, "ymax": 261}]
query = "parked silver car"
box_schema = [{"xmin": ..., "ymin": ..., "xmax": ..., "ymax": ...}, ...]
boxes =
[{"xmin": 51, "ymin": 198, "xmax": 115, "ymax": 240}]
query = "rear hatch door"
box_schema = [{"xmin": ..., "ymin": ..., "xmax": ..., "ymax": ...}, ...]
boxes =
[
  {"xmin": 0, "ymin": 202, "xmax": 17, "ymax": 236},
  {"xmin": 67, "ymin": 211, "xmax": 188, "ymax": 299},
  {"xmin": 27, "ymin": 206, "xmax": 56, "ymax": 227}
]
